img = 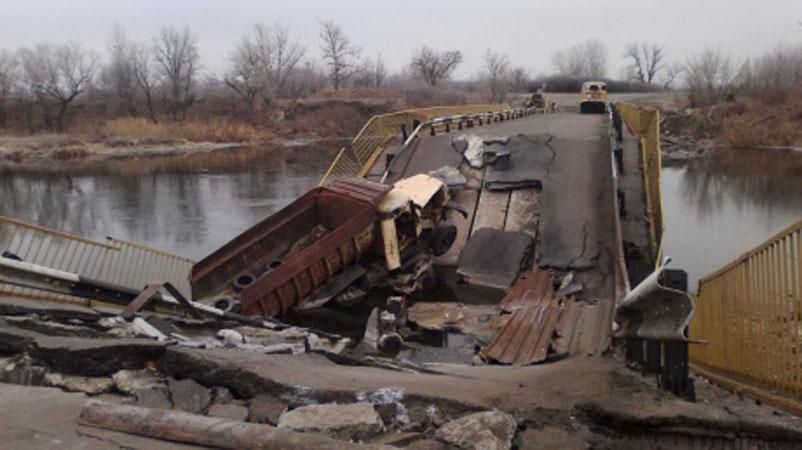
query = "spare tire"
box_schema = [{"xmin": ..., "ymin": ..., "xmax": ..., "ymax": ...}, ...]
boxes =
[
  {"xmin": 232, "ymin": 272, "xmax": 256, "ymax": 292},
  {"xmin": 428, "ymin": 223, "xmax": 458, "ymax": 256}
]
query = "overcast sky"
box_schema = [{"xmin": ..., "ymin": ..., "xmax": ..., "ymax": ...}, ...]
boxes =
[{"xmin": 1, "ymin": 0, "xmax": 800, "ymax": 79}]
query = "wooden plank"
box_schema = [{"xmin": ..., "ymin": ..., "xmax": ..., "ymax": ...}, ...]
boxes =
[
  {"xmin": 435, "ymin": 188, "xmax": 479, "ymax": 266},
  {"xmin": 471, "ymin": 189, "xmax": 510, "ymax": 235},
  {"xmin": 504, "ymin": 188, "xmax": 539, "ymax": 239}
]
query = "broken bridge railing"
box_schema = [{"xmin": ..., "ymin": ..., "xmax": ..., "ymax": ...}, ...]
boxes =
[
  {"xmin": 689, "ymin": 218, "xmax": 802, "ymax": 415},
  {"xmin": 320, "ymin": 103, "xmax": 540, "ymax": 185},
  {"xmin": 616, "ymin": 103, "xmax": 663, "ymax": 267},
  {"xmin": 0, "ymin": 216, "xmax": 194, "ymax": 306}
]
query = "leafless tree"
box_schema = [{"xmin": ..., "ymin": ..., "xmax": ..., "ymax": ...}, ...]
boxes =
[
  {"xmin": 624, "ymin": 42, "xmax": 666, "ymax": 84},
  {"xmin": 551, "ymin": 39, "xmax": 608, "ymax": 79},
  {"xmin": 131, "ymin": 42, "xmax": 159, "ymax": 123},
  {"xmin": 685, "ymin": 49, "xmax": 734, "ymax": 105},
  {"xmin": 318, "ymin": 20, "xmax": 360, "ymax": 90},
  {"xmin": 0, "ymin": 49, "xmax": 16, "ymax": 128},
  {"xmin": 225, "ymin": 23, "xmax": 305, "ymax": 117},
  {"xmin": 480, "ymin": 50, "xmax": 511, "ymax": 103},
  {"xmin": 101, "ymin": 25, "xmax": 138, "ymax": 116},
  {"xmin": 351, "ymin": 57, "xmax": 377, "ymax": 88},
  {"xmin": 374, "ymin": 53, "xmax": 386, "ymax": 87},
  {"xmin": 659, "ymin": 62, "xmax": 685, "ymax": 89},
  {"xmin": 509, "ymin": 66, "xmax": 530, "ymax": 92},
  {"xmin": 153, "ymin": 26, "xmax": 199, "ymax": 120},
  {"xmin": 410, "ymin": 47, "xmax": 463, "ymax": 87},
  {"xmin": 18, "ymin": 42, "xmax": 97, "ymax": 130}
]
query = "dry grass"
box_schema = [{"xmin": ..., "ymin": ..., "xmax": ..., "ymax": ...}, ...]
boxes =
[
  {"xmin": 85, "ymin": 117, "xmax": 265, "ymax": 144},
  {"xmin": 664, "ymin": 92, "xmax": 802, "ymax": 149}
]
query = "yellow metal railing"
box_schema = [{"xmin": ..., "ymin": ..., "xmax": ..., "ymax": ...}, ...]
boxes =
[
  {"xmin": 689, "ymin": 219, "xmax": 802, "ymax": 415},
  {"xmin": 320, "ymin": 104, "xmax": 512, "ymax": 185},
  {"xmin": 617, "ymin": 103, "xmax": 664, "ymax": 266}
]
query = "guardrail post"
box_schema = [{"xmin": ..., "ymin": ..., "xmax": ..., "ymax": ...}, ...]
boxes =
[{"xmin": 644, "ymin": 340, "xmax": 662, "ymax": 375}]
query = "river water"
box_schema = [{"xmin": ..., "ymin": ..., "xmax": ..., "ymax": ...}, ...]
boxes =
[
  {"xmin": 661, "ymin": 148, "xmax": 802, "ymax": 290},
  {"xmin": 2, "ymin": 145, "xmax": 801, "ymax": 291},
  {"xmin": 0, "ymin": 146, "xmax": 336, "ymax": 261}
]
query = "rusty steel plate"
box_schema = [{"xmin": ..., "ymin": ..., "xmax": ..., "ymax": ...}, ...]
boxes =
[
  {"xmin": 484, "ymin": 297, "xmax": 563, "ymax": 365},
  {"xmin": 497, "ymin": 271, "xmax": 555, "ymax": 313}
]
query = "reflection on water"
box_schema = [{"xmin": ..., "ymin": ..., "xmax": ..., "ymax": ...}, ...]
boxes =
[
  {"xmin": 0, "ymin": 146, "xmax": 337, "ymax": 261},
  {"xmin": 662, "ymin": 148, "xmax": 802, "ymax": 290}
]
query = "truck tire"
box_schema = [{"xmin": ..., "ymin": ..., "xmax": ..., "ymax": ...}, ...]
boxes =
[{"xmin": 429, "ymin": 223, "xmax": 457, "ymax": 256}]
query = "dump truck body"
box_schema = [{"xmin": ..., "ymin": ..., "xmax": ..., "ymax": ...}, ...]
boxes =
[{"xmin": 190, "ymin": 179, "xmax": 390, "ymax": 313}]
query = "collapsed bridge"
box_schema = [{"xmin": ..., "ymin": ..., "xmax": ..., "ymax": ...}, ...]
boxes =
[{"xmin": 1, "ymin": 101, "xmax": 801, "ymax": 448}]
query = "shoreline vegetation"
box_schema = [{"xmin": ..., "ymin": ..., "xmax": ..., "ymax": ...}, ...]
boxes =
[{"xmin": 0, "ymin": 19, "xmax": 798, "ymax": 173}]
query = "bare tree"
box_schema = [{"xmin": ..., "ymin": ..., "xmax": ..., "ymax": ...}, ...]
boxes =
[
  {"xmin": 509, "ymin": 66, "xmax": 530, "ymax": 92},
  {"xmin": 153, "ymin": 26, "xmax": 199, "ymax": 120},
  {"xmin": 480, "ymin": 50, "xmax": 511, "ymax": 103},
  {"xmin": 224, "ymin": 31, "xmax": 262, "ymax": 118},
  {"xmin": 101, "ymin": 25, "xmax": 138, "ymax": 116},
  {"xmin": 351, "ymin": 57, "xmax": 376, "ymax": 88},
  {"xmin": 551, "ymin": 39, "xmax": 608, "ymax": 79},
  {"xmin": 374, "ymin": 53, "xmax": 386, "ymax": 87},
  {"xmin": 131, "ymin": 42, "xmax": 159, "ymax": 123},
  {"xmin": 18, "ymin": 42, "xmax": 97, "ymax": 130},
  {"xmin": 225, "ymin": 23, "xmax": 305, "ymax": 117},
  {"xmin": 409, "ymin": 47, "xmax": 463, "ymax": 86},
  {"xmin": 685, "ymin": 49, "xmax": 734, "ymax": 105},
  {"xmin": 318, "ymin": 20, "xmax": 360, "ymax": 90},
  {"xmin": 659, "ymin": 62, "xmax": 685, "ymax": 89},
  {"xmin": 624, "ymin": 42, "xmax": 666, "ymax": 84},
  {"xmin": 0, "ymin": 49, "xmax": 16, "ymax": 128}
]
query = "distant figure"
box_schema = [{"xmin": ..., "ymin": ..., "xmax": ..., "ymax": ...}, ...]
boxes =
[{"xmin": 549, "ymin": 101, "xmax": 557, "ymax": 113}]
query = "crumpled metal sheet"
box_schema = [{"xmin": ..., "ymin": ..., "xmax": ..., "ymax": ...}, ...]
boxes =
[
  {"xmin": 613, "ymin": 263, "xmax": 695, "ymax": 341},
  {"xmin": 457, "ymin": 228, "xmax": 534, "ymax": 290},
  {"xmin": 497, "ymin": 271, "xmax": 555, "ymax": 313},
  {"xmin": 484, "ymin": 290, "xmax": 563, "ymax": 365},
  {"xmin": 484, "ymin": 134, "xmax": 554, "ymax": 191}
]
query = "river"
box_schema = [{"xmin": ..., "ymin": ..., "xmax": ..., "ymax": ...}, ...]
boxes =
[
  {"xmin": 661, "ymin": 148, "xmax": 802, "ymax": 290},
  {"xmin": 2, "ymin": 145, "xmax": 801, "ymax": 291}
]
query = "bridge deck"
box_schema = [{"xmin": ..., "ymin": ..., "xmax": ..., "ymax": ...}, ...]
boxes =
[{"xmin": 366, "ymin": 112, "xmax": 617, "ymax": 355}]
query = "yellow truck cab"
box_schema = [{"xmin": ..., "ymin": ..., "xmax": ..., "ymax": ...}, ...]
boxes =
[{"xmin": 580, "ymin": 81, "xmax": 608, "ymax": 114}]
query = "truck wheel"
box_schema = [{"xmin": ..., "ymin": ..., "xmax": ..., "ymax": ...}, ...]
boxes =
[{"xmin": 429, "ymin": 223, "xmax": 457, "ymax": 256}]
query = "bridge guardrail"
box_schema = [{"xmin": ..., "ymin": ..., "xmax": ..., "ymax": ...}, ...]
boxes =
[
  {"xmin": 689, "ymin": 219, "xmax": 802, "ymax": 415},
  {"xmin": 320, "ymin": 103, "xmax": 540, "ymax": 185},
  {"xmin": 0, "ymin": 216, "xmax": 194, "ymax": 306},
  {"xmin": 616, "ymin": 103, "xmax": 664, "ymax": 266}
]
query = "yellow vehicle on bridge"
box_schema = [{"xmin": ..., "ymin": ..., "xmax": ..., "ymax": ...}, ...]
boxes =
[{"xmin": 579, "ymin": 81, "xmax": 608, "ymax": 114}]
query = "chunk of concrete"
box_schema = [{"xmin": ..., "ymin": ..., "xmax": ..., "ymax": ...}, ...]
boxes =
[
  {"xmin": 112, "ymin": 369, "xmax": 165, "ymax": 395},
  {"xmin": 45, "ymin": 373, "xmax": 115, "ymax": 395},
  {"xmin": 434, "ymin": 411, "xmax": 517, "ymax": 450},
  {"xmin": 168, "ymin": 377, "xmax": 212, "ymax": 414},
  {"xmin": 0, "ymin": 355, "xmax": 47, "ymax": 386},
  {"xmin": 134, "ymin": 387, "xmax": 172, "ymax": 410},
  {"xmin": 248, "ymin": 393, "xmax": 288, "ymax": 425},
  {"xmin": 278, "ymin": 402, "xmax": 384, "ymax": 441},
  {"xmin": 208, "ymin": 403, "xmax": 250, "ymax": 421},
  {"xmin": 211, "ymin": 386, "xmax": 235, "ymax": 404}
]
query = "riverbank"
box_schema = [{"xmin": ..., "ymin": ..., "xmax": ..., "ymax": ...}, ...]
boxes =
[
  {"xmin": 0, "ymin": 98, "xmax": 392, "ymax": 172},
  {"xmin": 659, "ymin": 93, "xmax": 802, "ymax": 162}
]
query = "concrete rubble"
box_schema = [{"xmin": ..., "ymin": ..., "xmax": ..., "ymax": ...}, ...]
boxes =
[
  {"xmin": 277, "ymin": 402, "xmax": 385, "ymax": 441},
  {"xmin": 434, "ymin": 411, "xmax": 517, "ymax": 450}
]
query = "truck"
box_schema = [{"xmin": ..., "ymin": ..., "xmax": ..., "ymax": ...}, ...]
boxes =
[
  {"xmin": 190, "ymin": 176, "xmax": 457, "ymax": 317},
  {"xmin": 579, "ymin": 81, "xmax": 608, "ymax": 114}
]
